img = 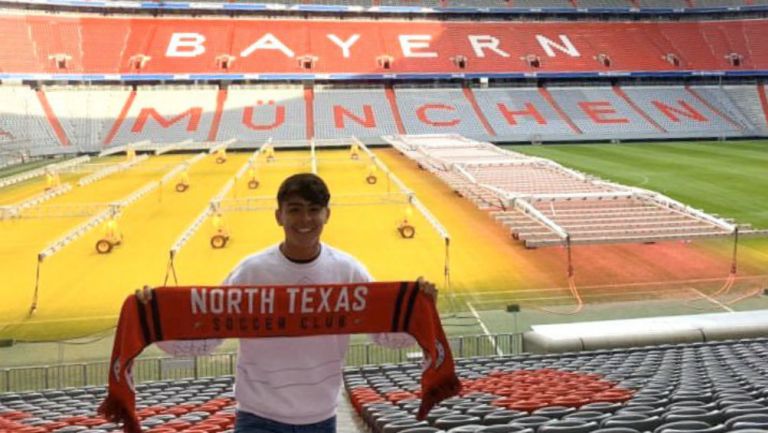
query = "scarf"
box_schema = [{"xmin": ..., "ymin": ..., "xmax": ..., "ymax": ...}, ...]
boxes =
[{"xmin": 98, "ymin": 282, "xmax": 461, "ymax": 432}]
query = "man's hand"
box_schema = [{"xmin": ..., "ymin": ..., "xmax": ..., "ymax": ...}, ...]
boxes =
[
  {"xmin": 416, "ymin": 277, "xmax": 438, "ymax": 303},
  {"xmin": 135, "ymin": 286, "xmax": 153, "ymax": 304}
]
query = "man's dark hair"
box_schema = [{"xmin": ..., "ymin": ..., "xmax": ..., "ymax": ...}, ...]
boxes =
[{"xmin": 277, "ymin": 173, "xmax": 331, "ymax": 207}]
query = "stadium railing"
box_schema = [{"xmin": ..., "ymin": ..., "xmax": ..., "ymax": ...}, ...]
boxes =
[{"xmin": 0, "ymin": 333, "xmax": 523, "ymax": 393}]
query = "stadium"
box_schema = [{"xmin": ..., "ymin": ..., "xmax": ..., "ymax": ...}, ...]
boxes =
[{"xmin": 1, "ymin": 0, "xmax": 768, "ymax": 432}]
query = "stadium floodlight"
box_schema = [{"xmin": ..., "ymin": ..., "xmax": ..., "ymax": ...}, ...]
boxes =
[
  {"xmin": 167, "ymin": 148, "xmax": 263, "ymax": 281},
  {"xmin": 351, "ymin": 137, "xmax": 451, "ymax": 288},
  {"xmin": 310, "ymin": 139, "xmax": 318, "ymax": 174},
  {"xmin": 30, "ymin": 153, "xmax": 209, "ymax": 314},
  {"xmin": 0, "ymin": 156, "xmax": 89, "ymax": 190},
  {"xmin": 8, "ymin": 184, "xmax": 73, "ymax": 217},
  {"xmin": 78, "ymin": 155, "xmax": 149, "ymax": 187},
  {"xmin": 153, "ymin": 139, "xmax": 192, "ymax": 156}
]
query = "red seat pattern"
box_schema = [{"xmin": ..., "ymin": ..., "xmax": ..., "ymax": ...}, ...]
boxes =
[{"xmin": 2, "ymin": 15, "xmax": 768, "ymax": 74}]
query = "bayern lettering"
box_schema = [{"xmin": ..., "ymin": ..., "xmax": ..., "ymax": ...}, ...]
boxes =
[{"xmin": 164, "ymin": 32, "xmax": 580, "ymax": 60}]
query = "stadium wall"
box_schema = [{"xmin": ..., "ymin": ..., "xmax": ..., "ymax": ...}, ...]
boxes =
[{"xmin": 0, "ymin": 15, "xmax": 767, "ymax": 77}]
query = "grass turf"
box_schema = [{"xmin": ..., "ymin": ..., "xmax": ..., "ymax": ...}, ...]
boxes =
[{"xmin": 504, "ymin": 140, "xmax": 768, "ymax": 228}]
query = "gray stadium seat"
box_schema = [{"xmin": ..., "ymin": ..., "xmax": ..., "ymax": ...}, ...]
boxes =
[
  {"xmin": 592, "ymin": 429, "xmax": 640, "ymax": 433},
  {"xmin": 533, "ymin": 406, "xmax": 576, "ymax": 419},
  {"xmin": 434, "ymin": 414, "xmax": 483, "ymax": 430},
  {"xmin": 724, "ymin": 414, "xmax": 768, "ymax": 430},
  {"xmin": 482, "ymin": 409, "xmax": 528, "ymax": 425},
  {"xmin": 538, "ymin": 419, "xmax": 600, "ymax": 433},
  {"xmin": 652, "ymin": 420, "xmax": 726, "ymax": 433},
  {"xmin": 477, "ymin": 426, "xmax": 534, "ymax": 433},
  {"xmin": 602, "ymin": 413, "xmax": 662, "ymax": 431}
]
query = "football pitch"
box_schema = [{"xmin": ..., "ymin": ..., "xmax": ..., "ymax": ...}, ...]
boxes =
[
  {"xmin": 1, "ymin": 140, "xmax": 767, "ymax": 367},
  {"xmin": 505, "ymin": 140, "xmax": 768, "ymax": 228}
]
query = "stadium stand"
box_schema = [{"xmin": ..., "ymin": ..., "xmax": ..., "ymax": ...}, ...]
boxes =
[
  {"xmin": 44, "ymin": 86, "xmax": 132, "ymax": 152},
  {"xmin": 2, "ymin": 83, "xmax": 767, "ymax": 153},
  {"xmin": 48, "ymin": 0, "xmax": 764, "ymax": 8},
  {"xmin": 723, "ymin": 85, "xmax": 768, "ymax": 134},
  {"xmin": 108, "ymin": 86, "xmax": 219, "ymax": 145},
  {"xmin": 0, "ymin": 86, "xmax": 67, "ymax": 155},
  {"xmin": 547, "ymin": 87, "xmax": 660, "ymax": 140},
  {"xmin": 575, "ymin": 0, "xmax": 632, "ymax": 7},
  {"xmin": 513, "ymin": 0, "xmax": 573, "ymax": 7},
  {"xmin": 473, "ymin": 87, "xmax": 576, "ymax": 142},
  {"xmin": 620, "ymin": 87, "xmax": 746, "ymax": 138},
  {"xmin": 448, "ymin": 0, "xmax": 510, "ymax": 7},
  {"xmin": 638, "ymin": 0, "xmax": 688, "ymax": 7},
  {"xmin": 692, "ymin": 0, "xmax": 741, "ymax": 6},
  {"xmin": 345, "ymin": 338, "xmax": 768, "ymax": 433},
  {"xmin": 3, "ymin": 16, "xmax": 768, "ymax": 74},
  {"xmin": 380, "ymin": 0, "xmax": 441, "ymax": 5},
  {"xmin": 6, "ymin": 338, "xmax": 768, "ymax": 432},
  {"xmin": 314, "ymin": 87, "xmax": 401, "ymax": 139},
  {"xmin": 395, "ymin": 87, "xmax": 489, "ymax": 137},
  {"xmin": 689, "ymin": 86, "xmax": 759, "ymax": 133},
  {"xmin": 217, "ymin": 85, "xmax": 308, "ymax": 143}
]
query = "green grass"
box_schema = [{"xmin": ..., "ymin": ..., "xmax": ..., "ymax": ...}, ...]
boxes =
[
  {"xmin": 505, "ymin": 140, "xmax": 768, "ymax": 229},
  {"xmin": 0, "ymin": 157, "xmax": 67, "ymax": 179}
]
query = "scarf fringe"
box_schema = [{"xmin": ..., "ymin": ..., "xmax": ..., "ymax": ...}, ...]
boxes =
[
  {"xmin": 98, "ymin": 396, "xmax": 141, "ymax": 433},
  {"xmin": 416, "ymin": 377, "xmax": 462, "ymax": 420}
]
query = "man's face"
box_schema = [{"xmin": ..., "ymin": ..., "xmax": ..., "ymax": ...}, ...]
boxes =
[{"xmin": 275, "ymin": 195, "xmax": 330, "ymax": 250}]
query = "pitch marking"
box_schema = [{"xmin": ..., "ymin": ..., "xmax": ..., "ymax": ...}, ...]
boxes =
[
  {"xmin": 687, "ymin": 287, "xmax": 735, "ymax": 312},
  {"xmin": 467, "ymin": 301, "xmax": 502, "ymax": 356}
]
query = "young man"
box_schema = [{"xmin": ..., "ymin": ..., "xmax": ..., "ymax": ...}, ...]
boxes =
[{"xmin": 144, "ymin": 172, "xmax": 436, "ymax": 433}]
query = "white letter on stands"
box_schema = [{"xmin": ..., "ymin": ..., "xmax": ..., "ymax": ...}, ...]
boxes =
[
  {"xmin": 166, "ymin": 33, "xmax": 206, "ymax": 58},
  {"xmin": 327, "ymin": 34, "xmax": 360, "ymax": 59},
  {"xmin": 240, "ymin": 33, "xmax": 295, "ymax": 58},
  {"xmin": 469, "ymin": 35, "xmax": 510, "ymax": 58},
  {"xmin": 535, "ymin": 34, "xmax": 580, "ymax": 58},
  {"xmin": 399, "ymin": 35, "xmax": 437, "ymax": 58}
]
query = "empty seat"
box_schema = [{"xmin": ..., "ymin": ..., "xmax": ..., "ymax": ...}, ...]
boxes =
[
  {"xmin": 653, "ymin": 420, "xmax": 726, "ymax": 433},
  {"xmin": 603, "ymin": 413, "xmax": 662, "ymax": 431},
  {"xmin": 592, "ymin": 429, "xmax": 640, "ymax": 433},
  {"xmin": 398, "ymin": 428, "xmax": 443, "ymax": 433},
  {"xmin": 383, "ymin": 419, "xmax": 431, "ymax": 433},
  {"xmin": 434, "ymin": 414, "xmax": 483, "ymax": 430},
  {"xmin": 483, "ymin": 409, "xmax": 527, "ymax": 425},
  {"xmin": 477, "ymin": 426, "xmax": 535, "ymax": 433},
  {"xmin": 724, "ymin": 414, "xmax": 768, "ymax": 430},
  {"xmin": 538, "ymin": 419, "xmax": 600, "ymax": 433}
]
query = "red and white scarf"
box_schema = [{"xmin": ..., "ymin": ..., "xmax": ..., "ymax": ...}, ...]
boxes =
[{"xmin": 99, "ymin": 282, "xmax": 461, "ymax": 432}]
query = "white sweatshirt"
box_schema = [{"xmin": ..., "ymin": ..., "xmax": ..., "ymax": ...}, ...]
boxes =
[{"xmin": 156, "ymin": 243, "xmax": 415, "ymax": 425}]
